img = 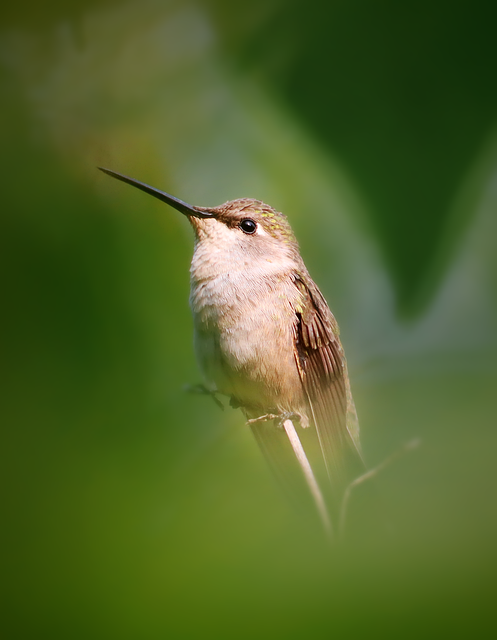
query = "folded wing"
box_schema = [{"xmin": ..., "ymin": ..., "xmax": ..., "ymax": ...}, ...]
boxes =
[{"xmin": 292, "ymin": 272, "xmax": 363, "ymax": 488}]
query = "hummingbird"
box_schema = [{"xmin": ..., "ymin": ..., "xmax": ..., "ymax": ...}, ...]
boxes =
[{"xmin": 99, "ymin": 167, "xmax": 363, "ymax": 531}]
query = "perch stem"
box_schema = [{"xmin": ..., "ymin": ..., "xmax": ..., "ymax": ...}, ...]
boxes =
[{"xmin": 282, "ymin": 419, "xmax": 333, "ymax": 538}]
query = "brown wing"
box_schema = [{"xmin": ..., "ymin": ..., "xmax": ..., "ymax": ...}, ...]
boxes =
[{"xmin": 293, "ymin": 273, "xmax": 363, "ymax": 487}]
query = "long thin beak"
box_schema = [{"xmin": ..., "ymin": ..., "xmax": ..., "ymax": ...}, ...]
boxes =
[{"xmin": 98, "ymin": 167, "xmax": 214, "ymax": 219}]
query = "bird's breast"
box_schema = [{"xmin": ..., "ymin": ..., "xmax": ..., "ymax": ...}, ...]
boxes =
[{"xmin": 189, "ymin": 255, "xmax": 305, "ymax": 413}]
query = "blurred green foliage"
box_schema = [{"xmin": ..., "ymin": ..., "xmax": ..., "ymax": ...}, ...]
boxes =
[
  {"xmin": 209, "ymin": 0, "xmax": 497, "ymax": 313},
  {"xmin": 1, "ymin": 1, "xmax": 496, "ymax": 638}
]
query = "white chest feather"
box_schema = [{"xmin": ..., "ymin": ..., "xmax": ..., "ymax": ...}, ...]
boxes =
[{"xmin": 188, "ymin": 234, "xmax": 303, "ymax": 408}]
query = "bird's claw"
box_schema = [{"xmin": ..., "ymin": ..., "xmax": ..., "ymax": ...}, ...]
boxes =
[
  {"xmin": 245, "ymin": 413, "xmax": 279, "ymax": 426},
  {"xmin": 246, "ymin": 411, "xmax": 301, "ymax": 428}
]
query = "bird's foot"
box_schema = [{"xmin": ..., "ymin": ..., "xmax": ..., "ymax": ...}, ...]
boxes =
[
  {"xmin": 277, "ymin": 411, "xmax": 302, "ymax": 427},
  {"xmin": 183, "ymin": 383, "xmax": 224, "ymax": 411},
  {"xmin": 246, "ymin": 411, "xmax": 301, "ymax": 428},
  {"xmin": 245, "ymin": 413, "xmax": 279, "ymax": 426}
]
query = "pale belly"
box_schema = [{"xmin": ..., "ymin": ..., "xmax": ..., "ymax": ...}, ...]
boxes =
[{"xmin": 191, "ymin": 276, "xmax": 306, "ymax": 418}]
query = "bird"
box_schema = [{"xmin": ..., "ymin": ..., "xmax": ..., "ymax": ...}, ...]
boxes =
[{"xmin": 99, "ymin": 167, "xmax": 363, "ymax": 533}]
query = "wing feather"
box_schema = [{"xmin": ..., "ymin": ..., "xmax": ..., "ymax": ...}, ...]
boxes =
[{"xmin": 293, "ymin": 273, "xmax": 363, "ymax": 487}]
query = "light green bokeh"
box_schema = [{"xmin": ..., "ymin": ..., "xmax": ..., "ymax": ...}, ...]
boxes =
[{"xmin": 1, "ymin": 1, "xmax": 496, "ymax": 637}]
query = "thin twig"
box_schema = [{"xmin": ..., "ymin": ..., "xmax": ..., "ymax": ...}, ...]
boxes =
[
  {"xmin": 339, "ymin": 438, "xmax": 421, "ymax": 538},
  {"xmin": 282, "ymin": 419, "xmax": 333, "ymax": 538}
]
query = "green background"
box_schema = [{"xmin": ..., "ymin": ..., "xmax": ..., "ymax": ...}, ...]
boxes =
[{"xmin": 1, "ymin": 1, "xmax": 496, "ymax": 637}]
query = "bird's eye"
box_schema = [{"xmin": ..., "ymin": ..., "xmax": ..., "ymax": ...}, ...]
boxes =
[{"xmin": 239, "ymin": 218, "xmax": 257, "ymax": 234}]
